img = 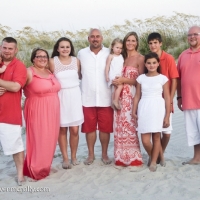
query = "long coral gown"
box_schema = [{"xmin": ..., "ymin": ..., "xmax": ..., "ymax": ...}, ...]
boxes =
[
  {"xmin": 114, "ymin": 66, "xmax": 143, "ymax": 166},
  {"xmin": 23, "ymin": 67, "xmax": 60, "ymax": 180}
]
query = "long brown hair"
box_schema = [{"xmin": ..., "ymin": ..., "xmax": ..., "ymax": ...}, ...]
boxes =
[{"xmin": 51, "ymin": 37, "xmax": 75, "ymax": 58}]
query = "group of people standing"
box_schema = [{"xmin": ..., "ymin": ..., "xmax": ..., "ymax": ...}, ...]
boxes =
[{"xmin": 0, "ymin": 25, "xmax": 200, "ymax": 186}]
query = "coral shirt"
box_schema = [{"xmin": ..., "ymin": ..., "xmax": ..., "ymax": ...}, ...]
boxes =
[
  {"xmin": 160, "ymin": 51, "xmax": 179, "ymax": 89},
  {"xmin": 177, "ymin": 48, "xmax": 200, "ymax": 110},
  {"xmin": 0, "ymin": 58, "xmax": 27, "ymax": 125}
]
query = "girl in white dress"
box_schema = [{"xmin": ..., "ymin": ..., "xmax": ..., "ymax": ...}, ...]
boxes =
[
  {"xmin": 105, "ymin": 38, "xmax": 124, "ymax": 110},
  {"xmin": 132, "ymin": 52, "xmax": 170, "ymax": 172},
  {"xmin": 49, "ymin": 37, "xmax": 84, "ymax": 169}
]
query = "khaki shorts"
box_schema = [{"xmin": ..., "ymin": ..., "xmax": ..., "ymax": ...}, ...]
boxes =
[{"xmin": 0, "ymin": 123, "xmax": 24, "ymax": 155}]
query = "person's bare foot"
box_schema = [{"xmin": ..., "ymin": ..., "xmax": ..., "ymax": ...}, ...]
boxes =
[
  {"xmin": 84, "ymin": 157, "xmax": 95, "ymax": 165},
  {"xmin": 15, "ymin": 177, "xmax": 26, "ymax": 186},
  {"xmin": 101, "ymin": 157, "xmax": 112, "ymax": 165},
  {"xmin": 182, "ymin": 158, "xmax": 200, "ymax": 165},
  {"xmin": 160, "ymin": 159, "xmax": 166, "ymax": 167},
  {"xmin": 149, "ymin": 164, "xmax": 157, "ymax": 172},
  {"xmin": 62, "ymin": 161, "xmax": 72, "ymax": 169},
  {"xmin": 71, "ymin": 159, "xmax": 80, "ymax": 166}
]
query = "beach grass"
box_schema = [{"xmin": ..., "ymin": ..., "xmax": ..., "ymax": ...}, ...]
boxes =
[{"xmin": 0, "ymin": 12, "xmax": 199, "ymax": 66}]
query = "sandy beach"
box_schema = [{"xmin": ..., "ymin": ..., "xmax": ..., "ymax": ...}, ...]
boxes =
[{"xmin": 1, "ymin": 99, "xmax": 200, "ymax": 200}]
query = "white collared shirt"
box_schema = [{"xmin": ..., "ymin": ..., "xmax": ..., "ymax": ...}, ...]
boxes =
[{"xmin": 77, "ymin": 46, "xmax": 111, "ymax": 107}]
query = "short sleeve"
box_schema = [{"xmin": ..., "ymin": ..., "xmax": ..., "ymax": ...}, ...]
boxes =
[
  {"xmin": 136, "ymin": 74, "xmax": 143, "ymax": 84},
  {"xmin": 12, "ymin": 62, "xmax": 27, "ymax": 87}
]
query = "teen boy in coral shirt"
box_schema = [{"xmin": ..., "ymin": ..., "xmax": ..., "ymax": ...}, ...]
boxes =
[{"xmin": 148, "ymin": 32, "xmax": 179, "ymax": 165}]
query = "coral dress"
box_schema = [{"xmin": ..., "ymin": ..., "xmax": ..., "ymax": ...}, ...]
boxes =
[
  {"xmin": 114, "ymin": 66, "xmax": 143, "ymax": 166},
  {"xmin": 23, "ymin": 67, "xmax": 60, "ymax": 180}
]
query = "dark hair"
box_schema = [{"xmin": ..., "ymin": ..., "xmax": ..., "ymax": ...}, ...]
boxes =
[
  {"xmin": 2, "ymin": 37, "xmax": 17, "ymax": 45},
  {"xmin": 122, "ymin": 32, "xmax": 139, "ymax": 59},
  {"xmin": 30, "ymin": 47, "xmax": 49, "ymax": 63},
  {"xmin": 51, "ymin": 37, "xmax": 75, "ymax": 58},
  {"xmin": 144, "ymin": 52, "xmax": 161, "ymax": 73},
  {"xmin": 110, "ymin": 38, "xmax": 123, "ymax": 54},
  {"xmin": 147, "ymin": 32, "xmax": 162, "ymax": 43}
]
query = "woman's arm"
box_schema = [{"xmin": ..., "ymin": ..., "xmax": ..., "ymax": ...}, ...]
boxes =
[
  {"xmin": 25, "ymin": 68, "xmax": 33, "ymax": 86},
  {"xmin": 138, "ymin": 55, "xmax": 145, "ymax": 75},
  {"xmin": 132, "ymin": 82, "xmax": 141, "ymax": 125},
  {"xmin": 48, "ymin": 58, "xmax": 55, "ymax": 73},
  {"xmin": 112, "ymin": 76, "xmax": 135, "ymax": 86},
  {"xmin": 105, "ymin": 54, "xmax": 113, "ymax": 82},
  {"xmin": 163, "ymin": 81, "xmax": 170, "ymax": 128},
  {"xmin": 77, "ymin": 58, "xmax": 82, "ymax": 80}
]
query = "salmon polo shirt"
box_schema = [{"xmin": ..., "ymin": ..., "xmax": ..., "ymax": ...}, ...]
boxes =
[
  {"xmin": 177, "ymin": 48, "xmax": 200, "ymax": 110},
  {"xmin": 0, "ymin": 58, "xmax": 27, "ymax": 125},
  {"xmin": 159, "ymin": 51, "xmax": 179, "ymax": 89}
]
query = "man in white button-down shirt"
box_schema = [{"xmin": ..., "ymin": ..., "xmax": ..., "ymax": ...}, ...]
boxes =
[{"xmin": 78, "ymin": 29, "xmax": 113, "ymax": 165}]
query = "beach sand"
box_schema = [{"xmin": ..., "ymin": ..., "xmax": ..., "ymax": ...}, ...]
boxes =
[{"xmin": 1, "ymin": 100, "xmax": 200, "ymax": 200}]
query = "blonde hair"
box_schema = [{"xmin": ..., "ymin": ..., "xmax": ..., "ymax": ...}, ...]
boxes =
[{"xmin": 110, "ymin": 38, "xmax": 123, "ymax": 54}]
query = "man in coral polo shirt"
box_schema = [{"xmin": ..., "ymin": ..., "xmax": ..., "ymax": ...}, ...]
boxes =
[
  {"xmin": 177, "ymin": 26, "xmax": 200, "ymax": 165},
  {"xmin": 0, "ymin": 37, "xmax": 27, "ymax": 185},
  {"xmin": 148, "ymin": 32, "xmax": 179, "ymax": 165}
]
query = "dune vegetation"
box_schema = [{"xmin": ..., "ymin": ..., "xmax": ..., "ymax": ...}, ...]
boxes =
[{"xmin": 0, "ymin": 12, "xmax": 199, "ymax": 66}]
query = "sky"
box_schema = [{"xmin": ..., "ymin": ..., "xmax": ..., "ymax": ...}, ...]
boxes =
[{"xmin": 0, "ymin": 0, "xmax": 200, "ymax": 32}]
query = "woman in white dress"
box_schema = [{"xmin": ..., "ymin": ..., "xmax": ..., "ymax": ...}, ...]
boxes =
[
  {"xmin": 132, "ymin": 52, "xmax": 170, "ymax": 172},
  {"xmin": 49, "ymin": 37, "xmax": 84, "ymax": 169}
]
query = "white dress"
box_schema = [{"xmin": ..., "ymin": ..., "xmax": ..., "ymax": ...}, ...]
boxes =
[
  {"xmin": 136, "ymin": 74, "xmax": 168, "ymax": 134},
  {"xmin": 108, "ymin": 54, "xmax": 124, "ymax": 87},
  {"xmin": 54, "ymin": 56, "xmax": 84, "ymax": 127}
]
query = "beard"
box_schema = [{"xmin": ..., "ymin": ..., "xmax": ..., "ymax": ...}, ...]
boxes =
[{"xmin": 1, "ymin": 54, "xmax": 14, "ymax": 62}]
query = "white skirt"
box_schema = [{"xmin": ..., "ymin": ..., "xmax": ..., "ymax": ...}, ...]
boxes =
[{"xmin": 58, "ymin": 86, "xmax": 84, "ymax": 127}]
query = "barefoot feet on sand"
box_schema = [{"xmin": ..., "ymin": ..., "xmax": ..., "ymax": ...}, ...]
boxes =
[
  {"xmin": 182, "ymin": 158, "xmax": 200, "ymax": 165},
  {"xmin": 62, "ymin": 161, "xmax": 72, "ymax": 169},
  {"xmin": 149, "ymin": 164, "xmax": 157, "ymax": 172},
  {"xmin": 84, "ymin": 157, "xmax": 95, "ymax": 165}
]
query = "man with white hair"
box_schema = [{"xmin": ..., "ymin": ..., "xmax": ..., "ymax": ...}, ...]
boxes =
[
  {"xmin": 177, "ymin": 26, "xmax": 200, "ymax": 164},
  {"xmin": 78, "ymin": 29, "xmax": 113, "ymax": 165}
]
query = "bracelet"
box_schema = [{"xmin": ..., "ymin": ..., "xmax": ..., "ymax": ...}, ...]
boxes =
[{"xmin": 177, "ymin": 96, "xmax": 182, "ymax": 100}]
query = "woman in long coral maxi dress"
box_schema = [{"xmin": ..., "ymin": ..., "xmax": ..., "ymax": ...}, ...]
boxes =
[
  {"xmin": 113, "ymin": 32, "xmax": 144, "ymax": 166},
  {"xmin": 23, "ymin": 48, "xmax": 60, "ymax": 180}
]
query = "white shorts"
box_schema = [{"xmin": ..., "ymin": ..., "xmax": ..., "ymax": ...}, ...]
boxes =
[
  {"xmin": 162, "ymin": 113, "xmax": 173, "ymax": 134},
  {"xmin": 0, "ymin": 123, "xmax": 24, "ymax": 155},
  {"xmin": 184, "ymin": 109, "xmax": 200, "ymax": 146}
]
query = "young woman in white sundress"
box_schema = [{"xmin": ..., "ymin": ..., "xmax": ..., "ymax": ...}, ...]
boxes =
[
  {"xmin": 49, "ymin": 37, "xmax": 84, "ymax": 169},
  {"xmin": 132, "ymin": 52, "xmax": 170, "ymax": 172},
  {"xmin": 105, "ymin": 38, "xmax": 124, "ymax": 110}
]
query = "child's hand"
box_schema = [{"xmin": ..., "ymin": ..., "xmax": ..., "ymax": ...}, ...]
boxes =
[
  {"xmin": 106, "ymin": 77, "xmax": 110, "ymax": 82},
  {"xmin": 0, "ymin": 65, "xmax": 7, "ymax": 73},
  {"xmin": 132, "ymin": 113, "xmax": 138, "ymax": 126},
  {"xmin": 163, "ymin": 116, "xmax": 170, "ymax": 128}
]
